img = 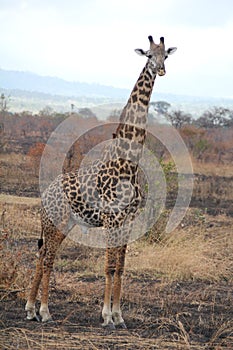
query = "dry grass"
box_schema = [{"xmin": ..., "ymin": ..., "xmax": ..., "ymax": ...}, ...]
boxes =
[
  {"xmin": 1, "ymin": 194, "xmax": 232, "ymax": 284},
  {"xmin": 192, "ymin": 160, "xmax": 233, "ymax": 177},
  {"xmin": 0, "ymin": 193, "xmax": 40, "ymax": 206},
  {"xmin": 0, "ymin": 195, "xmax": 41, "ymax": 299},
  {"xmin": 0, "ymin": 196, "xmax": 233, "ymax": 349},
  {"xmin": 0, "ymin": 194, "xmax": 41, "ymax": 238},
  {"xmin": 1, "ymin": 196, "xmax": 233, "ymax": 288},
  {"xmin": 127, "ymin": 214, "xmax": 233, "ymax": 282},
  {"xmin": 0, "ymin": 326, "xmax": 197, "ymax": 350}
]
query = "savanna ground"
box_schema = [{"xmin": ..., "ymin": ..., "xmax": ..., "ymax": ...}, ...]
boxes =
[
  {"xmin": 0, "ymin": 190, "xmax": 233, "ymax": 349},
  {"xmin": 0, "ymin": 110, "xmax": 233, "ymax": 349}
]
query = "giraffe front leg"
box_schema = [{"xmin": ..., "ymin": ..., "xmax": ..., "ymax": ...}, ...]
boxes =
[
  {"xmin": 112, "ymin": 245, "xmax": 127, "ymax": 328},
  {"xmin": 102, "ymin": 247, "xmax": 116, "ymax": 329},
  {"xmin": 102, "ymin": 272, "xmax": 115, "ymax": 329},
  {"xmin": 112, "ymin": 275, "xmax": 126, "ymax": 328}
]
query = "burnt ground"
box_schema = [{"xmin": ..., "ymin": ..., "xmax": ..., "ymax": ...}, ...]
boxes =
[
  {"xmin": 0, "ymin": 275, "xmax": 233, "ymax": 349},
  {"xmin": 0, "ymin": 195, "xmax": 233, "ymax": 349}
]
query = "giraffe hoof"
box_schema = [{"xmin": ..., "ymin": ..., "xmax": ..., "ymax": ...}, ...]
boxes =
[
  {"xmin": 116, "ymin": 322, "xmax": 127, "ymax": 329},
  {"xmin": 26, "ymin": 314, "xmax": 41, "ymax": 322},
  {"xmin": 102, "ymin": 322, "xmax": 116, "ymax": 330},
  {"xmin": 41, "ymin": 316, "xmax": 53, "ymax": 323}
]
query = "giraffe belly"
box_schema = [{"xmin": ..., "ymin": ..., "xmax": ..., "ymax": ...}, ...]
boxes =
[
  {"xmin": 70, "ymin": 210, "xmax": 102, "ymax": 234},
  {"xmin": 70, "ymin": 210, "xmax": 103, "ymax": 233}
]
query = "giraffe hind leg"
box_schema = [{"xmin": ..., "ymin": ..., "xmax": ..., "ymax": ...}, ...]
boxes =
[
  {"xmin": 39, "ymin": 229, "xmax": 65, "ymax": 322},
  {"xmin": 25, "ymin": 243, "xmax": 45, "ymax": 321},
  {"xmin": 26, "ymin": 226, "xmax": 65, "ymax": 322}
]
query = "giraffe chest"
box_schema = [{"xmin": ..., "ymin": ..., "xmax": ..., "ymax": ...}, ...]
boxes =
[
  {"xmin": 68, "ymin": 161, "xmax": 139, "ymax": 211},
  {"xmin": 96, "ymin": 159, "xmax": 140, "ymax": 211}
]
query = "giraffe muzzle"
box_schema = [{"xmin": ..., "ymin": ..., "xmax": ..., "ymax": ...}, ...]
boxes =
[{"xmin": 157, "ymin": 69, "xmax": 166, "ymax": 76}]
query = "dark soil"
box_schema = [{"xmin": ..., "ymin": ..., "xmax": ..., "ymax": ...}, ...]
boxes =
[{"xmin": 0, "ymin": 276, "xmax": 232, "ymax": 349}]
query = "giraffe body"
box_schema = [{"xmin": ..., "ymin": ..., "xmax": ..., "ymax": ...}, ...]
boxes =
[{"xmin": 26, "ymin": 35, "xmax": 177, "ymax": 327}]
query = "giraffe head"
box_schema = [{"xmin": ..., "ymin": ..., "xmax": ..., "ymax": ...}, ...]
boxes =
[{"xmin": 135, "ymin": 35, "xmax": 177, "ymax": 76}]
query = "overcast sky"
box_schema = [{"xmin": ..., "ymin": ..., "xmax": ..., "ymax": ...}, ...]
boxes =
[{"xmin": 0, "ymin": 0, "xmax": 233, "ymax": 98}]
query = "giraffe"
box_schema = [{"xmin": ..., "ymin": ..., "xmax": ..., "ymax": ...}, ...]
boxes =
[{"xmin": 25, "ymin": 35, "xmax": 177, "ymax": 328}]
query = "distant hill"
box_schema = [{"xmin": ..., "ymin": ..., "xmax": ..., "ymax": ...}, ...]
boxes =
[
  {"xmin": 0, "ymin": 68, "xmax": 129, "ymax": 99},
  {"xmin": 0, "ymin": 68, "xmax": 233, "ymax": 116}
]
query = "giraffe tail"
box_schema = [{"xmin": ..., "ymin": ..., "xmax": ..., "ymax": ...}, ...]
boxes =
[
  {"xmin": 37, "ymin": 207, "xmax": 44, "ymax": 252},
  {"xmin": 38, "ymin": 238, "xmax": 43, "ymax": 249},
  {"xmin": 36, "ymin": 235, "xmax": 43, "ymax": 258},
  {"xmin": 38, "ymin": 227, "xmax": 44, "ymax": 249}
]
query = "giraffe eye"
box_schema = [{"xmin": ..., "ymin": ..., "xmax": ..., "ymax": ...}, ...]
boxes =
[
  {"xmin": 165, "ymin": 55, "xmax": 168, "ymax": 60},
  {"xmin": 147, "ymin": 54, "xmax": 152, "ymax": 59}
]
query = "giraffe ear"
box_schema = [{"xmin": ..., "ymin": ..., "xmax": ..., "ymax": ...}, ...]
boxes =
[
  {"xmin": 166, "ymin": 47, "xmax": 177, "ymax": 55},
  {"xmin": 135, "ymin": 49, "xmax": 147, "ymax": 56}
]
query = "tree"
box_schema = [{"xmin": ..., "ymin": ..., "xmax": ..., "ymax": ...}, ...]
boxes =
[
  {"xmin": 150, "ymin": 101, "xmax": 171, "ymax": 114},
  {"xmin": 195, "ymin": 107, "xmax": 233, "ymax": 128},
  {"xmin": 193, "ymin": 138, "xmax": 211, "ymax": 161},
  {"xmin": 0, "ymin": 93, "xmax": 10, "ymax": 112},
  {"xmin": 78, "ymin": 108, "xmax": 96, "ymax": 118},
  {"xmin": 165, "ymin": 110, "xmax": 192, "ymax": 129},
  {"xmin": 39, "ymin": 106, "xmax": 54, "ymax": 117},
  {"xmin": 27, "ymin": 143, "xmax": 46, "ymax": 176},
  {"xmin": 107, "ymin": 109, "xmax": 122, "ymax": 123},
  {"xmin": 180, "ymin": 125, "xmax": 206, "ymax": 152}
]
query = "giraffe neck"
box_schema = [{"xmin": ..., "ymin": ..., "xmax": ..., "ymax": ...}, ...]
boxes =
[
  {"xmin": 101, "ymin": 62, "xmax": 156, "ymax": 164},
  {"xmin": 115, "ymin": 61, "xmax": 156, "ymax": 143}
]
